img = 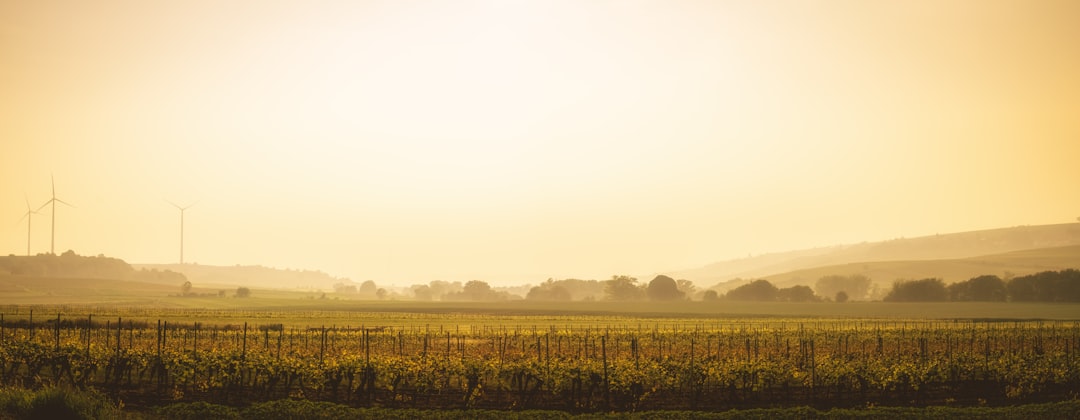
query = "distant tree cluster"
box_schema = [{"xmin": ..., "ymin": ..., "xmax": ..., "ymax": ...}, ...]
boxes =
[
  {"xmin": 814, "ymin": 275, "xmax": 872, "ymax": 301},
  {"xmin": 520, "ymin": 275, "xmax": 697, "ymax": 302},
  {"xmin": 522, "ymin": 278, "xmax": 606, "ymax": 301},
  {"xmin": 724, "ymin": 279, "xmax": 778, "ymax": 301},
  {"xmin": 1006, "ymin": 269, "xmax": 1080, "ymax": 302},
  {"xmin": 526, "ymin": 279, "xmax": 572, "ymax": 301},
  {"xmin": 443, "ymin": 280, "xmax": 516, "ymax": 302},
  {"xmin": 883, "ymin": 278, "xmax": 949, "ymax": 302},
  {"xmin": 723, "ymin": 280, "xmax": 821, "ymax": 302},
  {"xmin": 883, "ymin": 269, "xmax": 1080, "ymax": 302},
  {"xmin": 410, "ymin": 280, "xmax": 460, "ymax": 301},
  {"xmin": 599, "ymin": 275, "xmax": 696, "ymax": 302},
  {"xmin": 332, "ymin": 280, "xmax": 387, "ymax": 299},
  {"xmin": 604, "ymin": 275, "xmax": 646, "ymax": 301},
  {"xmin": 948, "ymin": 275, "xmax": 1007, "ymax": 301},
  {"xmin": 699, "ymin": 270, "xmax": 1080, "ymax": 303},
  {"xmin": 390, "ymin": 269, "xmax": 1080, "ymax": 304},
  {"xmin": 401, "ymin": 280, "xmax": 520, "ymax": 302}
]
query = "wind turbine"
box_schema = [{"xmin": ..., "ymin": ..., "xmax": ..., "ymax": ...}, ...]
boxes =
[
  {"xmin": 166, "ymin": 200, "xmax": 195, "ymax": 264},
  {"xmin": 17, "ymin": 194, "xmax": 39, "ymax": 256},
  {"xmin": 36, "ymin": 175, "xmax": 73, "ymax": 255}
]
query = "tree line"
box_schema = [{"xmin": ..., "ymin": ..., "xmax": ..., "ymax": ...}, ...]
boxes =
[
  {"xmin": 523, "ymin": 274, "xmax": 871, "ymax": 303},
  {"xmin": 436, "ymin": 270, "xmax": 1080, "ymax": 304},
  {"xmin": 7, "ymin": 251, "xmax": 1077, "ymax": 304},
  {"xmin": 883, "ymin": 269, "xmax": 1080, "ymax": 302}
]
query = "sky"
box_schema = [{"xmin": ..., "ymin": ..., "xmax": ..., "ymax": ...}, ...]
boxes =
[{"xmin": 2, "ymin": 0, "xmax": 1078, "ymax": 287}]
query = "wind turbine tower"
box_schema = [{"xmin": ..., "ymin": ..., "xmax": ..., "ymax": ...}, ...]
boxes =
[
  {"xmin": 18, "ymin": 195, "xmax": 39, "ymax": 256},
  {"xmin": 167, "ymin": 200, "xmax": 195, "ymax": 264},
  {"xmin": 37, "ymin": 175, "xmax": 73, "ymax": 255}
]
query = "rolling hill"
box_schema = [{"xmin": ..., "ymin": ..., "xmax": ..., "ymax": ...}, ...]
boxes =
[
  {"xmin": 668, "ymin": 223, "xmax": 1080, "ymax": 289},
  {"xmin": 758, "ymin": 244, "xmax": 1080, "ymax": 298},
  {"xmin": 133, "ymin": 263, "xmax": 351, "ymax": 290}
]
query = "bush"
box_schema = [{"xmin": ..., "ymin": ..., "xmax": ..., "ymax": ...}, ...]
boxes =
[
  {"xmin": 155, "ymin": 401, "xmax": 240, "ymax": 420},
  {"xmin": 241, "ymin": 399, "xmax": 360, "ymax": 419},
  {"xmin": 0, "ymin": 386, "xmax": 121, "ymax": 420}
]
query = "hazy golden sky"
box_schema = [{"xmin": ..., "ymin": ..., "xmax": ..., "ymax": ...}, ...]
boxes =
[{"xmin": 2, "ymin": 1, "xmax": 1078, "ymax": 286}]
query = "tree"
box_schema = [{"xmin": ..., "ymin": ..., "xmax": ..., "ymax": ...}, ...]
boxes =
[
  {"xmin": 427, "ymin": 280, "xmax": 462, "ymax": 300},
  {"xmin": 1007, "ymin": 270, "xmax": 1080, "ymax": 302},
  {"xmin": 527, "ymin": 280, "xmax": 572, "ymax": 301},
  {"xmin": 725, "ymin": 280, "xmax": 779, "ymax": 301},
  {"xmin": 443, "ymin": 280, "xmax": 510, "ymax": 301},
  {"xmin": 676, "ymin": 279, "xmax": 696, "ymax": 297},
  {"xmin": 646, "ymin": 275, "xmax": 685, "ymax": 301},
  {"xmin": 834, "ymin": 291, "xmax": 849, "ymax": 303},
  {"xmin": 181, "ymin": 280, "xmax": 192, "ymax": 295},
  {"xmin": 604, "ymin": 275, "xmax": 644, "ymax": 301},
  {"xmin": 815, "ymin": 274, "xmax": 872, "ymax": 301},
  {"xmin": 333, "ymin": 282, "xmax": 358, "ymax": 294},
  {"xmin": 235, "ymin": 286, "xmax": 251, "ymax": 298},
  {"xmin": 948, "ymin": 275, "xmax": 1006, "ymax": 301},
  {"xmin": 883, "ymin": 278, "xmax": 947, "ymax": 302},
  {"xmin": 412, "ymin": 284, "xmax": 433, "ymax": 301},
  {"xmin": 462, "ymin": 280, "xmax": 493, "ymax": 300},
  {"xmin": 535, "ymin": 278, "xmax": 605, "ymax": 301},
  {"xmin": 1059, "ymin": 269, "xmax": 1080, "ymax": 302},
  {"xmin": 359, "ymin": 280, "xmax": 377, "ymax": 296},
  {"xmin": 777, "ymin": 285, "xmax": 818, "ymax": 302},
  {"xmin": 702, "ymin": 290, "xmax": 720, "ymax": 302}
]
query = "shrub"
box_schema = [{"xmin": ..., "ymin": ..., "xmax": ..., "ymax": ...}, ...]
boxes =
[
  {"xmin": 155, "ymin": 401, "xmax": 240, "ymax": 420},
  {"xmin": 0, "ymin": 386, "xmax": 121, "ymax": 420}
]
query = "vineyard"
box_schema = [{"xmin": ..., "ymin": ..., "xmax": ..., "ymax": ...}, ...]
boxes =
[{"xmin": 0, "ymin": 309, "xmax": 1078, "ymax": 413}]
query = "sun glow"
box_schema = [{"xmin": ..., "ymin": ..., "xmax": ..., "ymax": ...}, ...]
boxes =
[{"xmin": 1, "ymin": 1, "xmax": 1078, "ymax": 285}]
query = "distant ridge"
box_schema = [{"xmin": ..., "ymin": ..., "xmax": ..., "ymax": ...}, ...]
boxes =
[
  {"xmin": 133, "ymin": 263, "xmax": 349, "ymax": 290},
  {"xmin": 761, "ymin": 244, "xmax": 1080, "ymax": 297},
  {"xmin": 667, "ymin": 223, "xmax": 1080, "ymax": 289}
]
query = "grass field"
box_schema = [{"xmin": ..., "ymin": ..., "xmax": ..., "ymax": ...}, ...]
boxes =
[
  {"xmin": 3, "ymin": 387, "xmax": 1079, "ymax": 419},
  {"xmin": 3, "ymin": 269, "xmax": 1080, "ymax": 418},
  {"xmin": 5, "ymin": 273, "xmax": 1080, "ymax": 323},
  {"xmin": 4, "ymin": 299, "xmax": 1080, "ymax": 327},
  {"xmin": 1, "ymin": 308, "xmax": 1077, "ymax": 417}
]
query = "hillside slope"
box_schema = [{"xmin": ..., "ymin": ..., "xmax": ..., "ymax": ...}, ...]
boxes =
[
  {"xmin": 756, "ymin": 244, "xmax": 1080, "ymax": 296},
  {"xmin": 133, "ymin": 263, "xmax": 349, "ymax": 290},
  {"xmin": 674, "ymin": 223, "xmax": 1080, "ymax": 286}
]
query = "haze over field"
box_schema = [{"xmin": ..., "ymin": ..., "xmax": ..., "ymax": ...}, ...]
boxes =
[{"xmin": 2, "ymin": 1, "xmax": 1079, "ymax": 287}]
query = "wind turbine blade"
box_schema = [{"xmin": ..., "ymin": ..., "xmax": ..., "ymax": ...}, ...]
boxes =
[
  {"xmin": 36, "ymin": 199, "xmax": 53, "ymax": 212},
  {"xmin": 55, "ymin": 198, "xmax": 75, "ymax": 208},
  {"xmin": 23, "ymin": 199, "xmax": 37, "ymax": 216},
  {"xmin": 165, "ymin": 199, "xmax": 183, "ymax": 210},
  {"xmin": 17, "ymin": 194, "xmax": 34, "ymax": 224},
  {"xmin": 51, "ymin": 174, "xmax": 55, "ymax": 198}
]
